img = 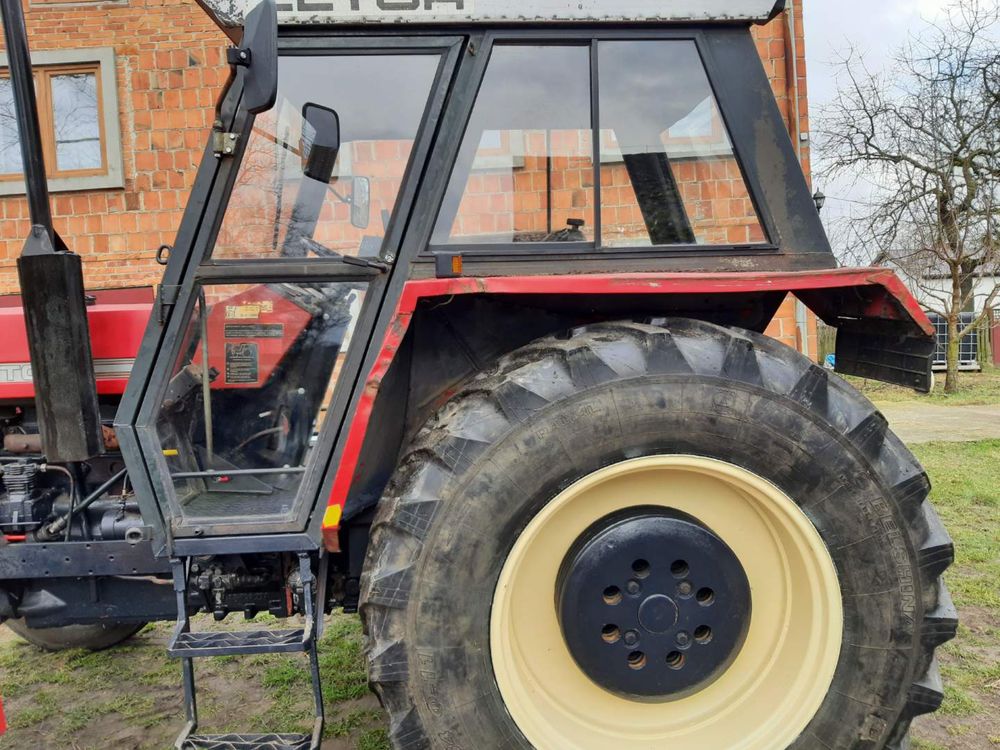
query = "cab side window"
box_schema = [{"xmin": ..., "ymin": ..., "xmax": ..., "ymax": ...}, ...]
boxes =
[
  {"xmin": 432, "ymin": 45, "xmax": 595, "ymax": 245},
  {"xmin": 598, "ymin": 41, "xmax": 765, "ymax": 247},
  {"xmin": 431, "ymin": 40, "xmax": 767, "ymax": 251}
]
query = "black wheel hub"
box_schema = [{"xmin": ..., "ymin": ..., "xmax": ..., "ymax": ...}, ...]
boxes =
[{"xmin": 556, "ymin": 506, "xmax": 751, "ymax": 701}]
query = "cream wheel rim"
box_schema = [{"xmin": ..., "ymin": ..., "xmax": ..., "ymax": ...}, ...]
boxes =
[{"xmin": 490, "ymin": 455, "xmax": 843, "ymax": 750}]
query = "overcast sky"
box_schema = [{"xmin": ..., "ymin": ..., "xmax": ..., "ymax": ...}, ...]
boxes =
[{"xmin": 803, "ymin": 0, "xmax": 953, "ymax": 228}]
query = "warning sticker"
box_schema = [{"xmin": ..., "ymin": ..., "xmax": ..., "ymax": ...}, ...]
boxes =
[
  {"xmin": 225, "ymin": 300, "xmax": 274, "ymax": 320},
  {"xmin": 224, "ymin": 323, "xmax": 285, "ymax": 339},
  {"xmin": 225, "ymin": 342, "xmax": 259, "ymax": 384}
]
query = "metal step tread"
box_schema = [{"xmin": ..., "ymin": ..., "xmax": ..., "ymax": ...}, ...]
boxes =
[
  {"xmin": 169, "ymin": 628, "xmax": 308, "ymax": 656},
  {"xmin": 180, "ymin": 733, "xmax": 313, "ymax": 750}
]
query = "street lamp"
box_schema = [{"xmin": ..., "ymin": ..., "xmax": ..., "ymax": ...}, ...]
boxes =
[{"xmin": 813, "ymin": 189, "xmax": 827, "ymax": 214}]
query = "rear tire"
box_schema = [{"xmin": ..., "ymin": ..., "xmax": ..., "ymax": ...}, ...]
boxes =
[
  {"xmin": 361, "ymin": 320, "xmax": 957, "ymax": 749},
  {"xmin": 5, "ymin": 619, "xmax": 146, "ymax": 651}
]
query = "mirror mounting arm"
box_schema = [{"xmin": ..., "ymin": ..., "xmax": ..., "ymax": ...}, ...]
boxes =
[{"xmin": 226, "ymin": 47, "xmax": 251, "ymax": 67}]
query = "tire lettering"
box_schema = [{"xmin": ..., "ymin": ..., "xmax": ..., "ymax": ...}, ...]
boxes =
[
  {"xmin": 856, "ymin": 491, "xmax": 916, "ymax": 624},
  {"xmin": 418, "ymin": 652, "xmax": 446, "ymax": 717}
]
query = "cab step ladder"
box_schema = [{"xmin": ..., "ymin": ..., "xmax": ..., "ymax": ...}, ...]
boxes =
[{"xmin": 168, "ymin": 553, "xmax": 324, "ymax": 750}]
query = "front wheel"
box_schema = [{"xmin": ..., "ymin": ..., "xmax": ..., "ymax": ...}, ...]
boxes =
[
  {"xmin": 361, "ymin": 320, "xmax": 956, "ymax": 750},
  {"xmin": 5, "ymin": 619, "xmax": 146, "ymax": 651}
]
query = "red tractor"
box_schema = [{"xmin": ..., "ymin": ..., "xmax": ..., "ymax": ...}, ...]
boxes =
[{"xmin": 0, "ymin": 1, "xmax": 955, "ymax": 748}]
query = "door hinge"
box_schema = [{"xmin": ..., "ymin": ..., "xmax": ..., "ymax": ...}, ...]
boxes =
[
  {"xmin": 158, "ymin": 284, "xmax": 181, "ymax": 324},
  {"xmin": 212, "ymin": 130, "xmax": 240, "ymax": 158}
]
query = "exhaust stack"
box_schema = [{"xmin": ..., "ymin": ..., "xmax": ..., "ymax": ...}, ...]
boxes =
[{"xmin": 1, "ymin": 0, "xmax": 104, "ymax": 462}]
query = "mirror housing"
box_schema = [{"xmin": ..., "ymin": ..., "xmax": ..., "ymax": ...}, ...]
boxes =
[
  {"xmin": 239, "ymin": 0, "xmax": 278, "ymax": 115},
  {"xmin": 351, "ymin": 177, "xmax": 371, "ymax": 229},
  {"xmin": 300, "ymin": 103, "xmax": 368, "ymax": 229},
  {"xmin": 301, "ymin": 103, "xmax": 341, "ymax": 183}
]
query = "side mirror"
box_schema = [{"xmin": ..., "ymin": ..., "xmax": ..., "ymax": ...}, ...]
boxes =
[
  {"xmin": 240, "ymin": 0, "xmax": 278, "ymax": 115},
  {"xmin": 301, "ymin": 103, "xmax": 341, "ymax": 183},
  {"xmin": 351, "ymin": 177, "xmax": 371, "ymax": 229}
]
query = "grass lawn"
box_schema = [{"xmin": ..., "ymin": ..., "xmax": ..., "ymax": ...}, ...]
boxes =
[
  {"xmin": 848, "ymin": 364, "xmax": 1000, "ymax": 406},
  {"xmin": 910, "ymin": 440, "xmax": 1000, "ymax": 750},
  {"xmin": 0, "ymin": 444, "xmax": 996, "ymax": 748}
]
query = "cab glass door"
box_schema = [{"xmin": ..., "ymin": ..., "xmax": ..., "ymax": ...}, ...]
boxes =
[{"xmin": 142, "ymin": 47, "xmax": 448, "ymax": 536}]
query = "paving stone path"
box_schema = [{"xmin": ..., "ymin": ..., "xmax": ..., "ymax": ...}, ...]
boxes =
[{"xmin": 879, "ymin": 403, "xmax": 1000, "ymax": 444}]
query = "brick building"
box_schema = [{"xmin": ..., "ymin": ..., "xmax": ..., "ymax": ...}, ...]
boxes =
[{"xmin": 0, "ymin": 0, "xmax": 817, "ymax": 357}]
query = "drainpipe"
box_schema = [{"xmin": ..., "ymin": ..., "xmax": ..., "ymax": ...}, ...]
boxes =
[
  {"xmin": 785, "ymin": 0, "xmax": 813, "ymax": 359},
  {"xmin": 785, "ymin": 0, "xmax": 803, "ymax": 163}
]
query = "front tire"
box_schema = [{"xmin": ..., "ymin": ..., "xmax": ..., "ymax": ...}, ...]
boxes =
[
  {"xmin": 361, "ymin": 320, "xmax": 956, "ymax": 749},
  {"xmin": 5, "ymin": 619, "xmax": 146, "ymax": 651}
]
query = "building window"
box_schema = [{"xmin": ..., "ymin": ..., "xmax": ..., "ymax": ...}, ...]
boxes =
[{"xmin": 0, "ymin": 47, "xmax": 123, "ymax": 195}]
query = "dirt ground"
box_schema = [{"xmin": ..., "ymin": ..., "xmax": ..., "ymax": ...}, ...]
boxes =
[
  {"xmin": 0, "ymin": 614, "xmax": 389, "ymax": 750},
  {"xmin": 911, "ymin": 604, "xmax": 1000, "ymax": 750}
]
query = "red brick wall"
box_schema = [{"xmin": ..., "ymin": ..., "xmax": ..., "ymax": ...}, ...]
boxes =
[
  {"xmin": 0, "ymin": 0, "xmax": 228, "ymax": 293},
  {"xmin": 0, "ymin": 1, "xmax": 818, "ymax": 357},
  {"xmin": 752, "ymin": 4, "xmax": 819, "ymax": 357}
]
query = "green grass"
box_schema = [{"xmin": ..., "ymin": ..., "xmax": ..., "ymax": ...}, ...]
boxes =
[
  {"xmin": 0, "ymin": 441, "xmax": 996, "ymax": 749},
  {"xmin": 911, "ymin": 441, "xmax": 1000, "ymax": 613},
  {"xmin": 848, "ymin": 364, "xmax": 1000, "ymax": 406},
  {"xmin": 909, "ymin": 440, "xmax": 1000, "ymax": 747}
]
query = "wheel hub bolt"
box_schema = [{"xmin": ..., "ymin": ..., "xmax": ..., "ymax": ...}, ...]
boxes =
[
  {"xmin": 623, "ymin": 629, "xmax": 640, "ymax": 647},
  {"xmin": 676, "ymin": 631, "xmax": 691, "ymax": 648},
  {"xmin": 677, "ymin": 581, "xmax": 693, "ymax": 597},
  {"xmin": 626, "ymin": 580, "xmax": 641, "ymax": 595}
]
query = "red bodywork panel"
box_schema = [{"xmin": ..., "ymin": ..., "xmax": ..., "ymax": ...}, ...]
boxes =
[
  {"xmin": 0, "ymin": 288, "xmax": 153, "ymax": 402},
  {"xmin": 0, "ymin": 286, "xmax": 312, "ymax": 401},
  {"xmin": 200, "ymin": 286, "xmax": 312, "ymax": 390},
  {"xmin": 320, "ymin": 268, "xmax": 933, "ymax": 550}
]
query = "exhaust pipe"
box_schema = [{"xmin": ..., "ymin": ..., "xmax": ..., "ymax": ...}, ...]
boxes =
[{"xmin": 0, "ymin": 0, "xmax": 104, "ymax": 463}]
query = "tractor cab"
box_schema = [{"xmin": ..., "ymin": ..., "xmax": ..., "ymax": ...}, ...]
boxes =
[{"xmin": 118, "ymin": 0, "xmax": 870, "ymax": 550}]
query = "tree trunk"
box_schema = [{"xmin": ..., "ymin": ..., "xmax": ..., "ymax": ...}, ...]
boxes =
[
  {"xmin": 945, "ymin": 313, "xmax": 961, "ymax": 393},
  {"xmin": 960, "ymin": 260, "xmax": 978, "ymax": 313}
]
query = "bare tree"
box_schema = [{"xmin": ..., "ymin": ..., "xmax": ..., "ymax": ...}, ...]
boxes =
[{"xmin": 819, "ymin": 0, "xmax": 1000, "ymax": 392}]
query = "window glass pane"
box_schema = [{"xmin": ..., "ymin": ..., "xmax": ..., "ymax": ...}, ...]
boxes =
[
  {"xmin": 0, "ymin": 78, "xmax": 24, "ymax": 175},
  {"xmin": 598, "ymin": 41, "xmax": 766, "ymax": 247},
  {"xmin": 156, "ymin": 281, "xmax": 366, "ymax": 524},
  {"xmin": 432, "ymin": 45, "xmax": 594, "ymax": 245},
  {"xmin": 213, "ymin": 54, "xmax": 440, "ymax": 261},
  {"xmin": 51, "ymin": 72, "xmax": 102, "ymax": 172}
]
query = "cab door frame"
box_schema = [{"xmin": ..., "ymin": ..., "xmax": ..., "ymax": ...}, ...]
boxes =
[{"xmin": 117, "ymin": 34, "xmax": 464, "ymax": 556}]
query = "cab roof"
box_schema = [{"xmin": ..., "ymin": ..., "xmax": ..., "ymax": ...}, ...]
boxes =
[{"xmin": 200, "ymin": 0, "xmax": 786, "ymax": 31}]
